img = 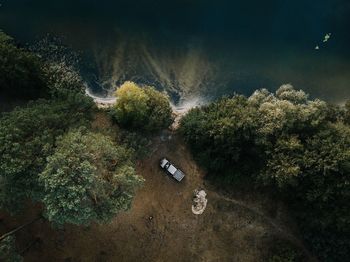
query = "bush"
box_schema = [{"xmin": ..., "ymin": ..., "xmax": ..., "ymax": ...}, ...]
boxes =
[
  {"xmin": 112, "ymin": 81, "xmax": 173, "ymax": 132},
  {"xmin": 119, "ymin": 131, "xmax": 151, "ymax": 159}
]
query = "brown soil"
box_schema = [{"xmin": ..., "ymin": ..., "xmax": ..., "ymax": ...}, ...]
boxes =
[{"xmin": 0, "ymin": 113, "xmax": 315, "ymax": 261}]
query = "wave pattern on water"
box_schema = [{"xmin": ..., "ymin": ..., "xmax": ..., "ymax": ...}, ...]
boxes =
[{"xmin": 92, "ymin": 36, "xmax": 225, "ymax": 106}]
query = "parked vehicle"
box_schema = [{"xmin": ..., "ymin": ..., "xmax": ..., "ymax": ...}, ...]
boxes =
[{"xmin": 160, "ymin": 158, "xmax": 185, "ymax": 182}]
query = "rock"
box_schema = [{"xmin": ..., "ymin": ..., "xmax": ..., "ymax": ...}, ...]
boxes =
[{"xmin": 192, "ymin": 189, "xmax": 208, "ymax": 215}]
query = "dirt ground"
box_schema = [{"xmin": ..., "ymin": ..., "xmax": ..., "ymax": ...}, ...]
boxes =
[{"xmin": 0, "ymin": 115, "xmax": 314, "ymax": 261}]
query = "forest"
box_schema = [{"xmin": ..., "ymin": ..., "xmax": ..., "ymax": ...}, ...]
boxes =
[
  {"xmin": 0, "ymin": 30, "xmax": 349, "ymax": 261},
  {"xmin": 180, "ymin": 87, "xmax": 350, "ymax": 261}
]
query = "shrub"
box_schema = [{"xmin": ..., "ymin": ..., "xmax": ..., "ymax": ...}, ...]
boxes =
[{"xmin": 112, "ymin": 81, "xmax": 173, "ymax": 132}]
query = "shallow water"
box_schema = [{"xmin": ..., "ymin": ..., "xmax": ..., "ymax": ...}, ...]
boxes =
[{"xmin": 1, "ymin": 0, "xmax": 349, "ymax": 104}]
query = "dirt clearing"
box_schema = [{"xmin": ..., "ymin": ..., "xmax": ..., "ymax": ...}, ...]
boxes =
[{"xmin": 1, "ymin": 134, "xmax": 312, "ymax": 262}]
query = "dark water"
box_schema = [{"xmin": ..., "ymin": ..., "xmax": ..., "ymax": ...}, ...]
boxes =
[{"xmin": 1, "ymin": 0, "xmax": 350, "ymax": 104}]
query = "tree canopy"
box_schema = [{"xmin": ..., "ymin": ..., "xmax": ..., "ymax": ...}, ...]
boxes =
[
  {"xmin": 0, "ymin": 94, "xmax": 94, "ymax": 213},
  {"xmin": 0, "ymin": 236, "xmax": 22, "ymax": 262},
  {"xmin": 39, "ymin": 129, "xmax": 144, "ymax": 225},
  {"xmin": 112, "ymin": 81, "xmax": 173, "ymax": 132},
  {"xmin": 0, "ymin": 31, "xmax": 147, "ymax": 257},
  {"xmin": 345, "ymin": 100, "xmax": 350, "ymax": 125},
  {"xmin": 0, "ymin": 31, "xmax": 47, "ymax": 99},
  {"xmin": 180, "ymin": 84, "xmax": 350, "ymax": 261},
  {"xmin": 43, "ymin": 62, "xmax": 86, "ymax": 97}
]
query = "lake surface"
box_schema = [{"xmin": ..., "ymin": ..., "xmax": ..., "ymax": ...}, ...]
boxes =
[{"xmin": 1, "ymin": 0, "xmax": 350, "ymax": 104}]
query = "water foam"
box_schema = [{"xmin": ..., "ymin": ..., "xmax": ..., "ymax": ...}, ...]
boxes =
[{"xmin": 91, "ymin": 36, "xmax": 220, "ymax": 104}]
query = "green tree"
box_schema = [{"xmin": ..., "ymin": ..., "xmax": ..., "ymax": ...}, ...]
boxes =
[
  {"xmin": 180, "ymin": 95, "xmax": 261, "ymax": 179},
  {"xmin": 0, "ymin": 30, "xmax": 47, "ymax": 99},
  {"xmin": 43, "ymin": 62, "xmax": 86, "ymax": 96},
  {"xmin": 345, "ymin": 100, "xmax": 350, "ymax": 125},
  {"xmin": 292, "ymin": 123, "xmax": 350, "ymax": 261},
  {"xmin": 249, "ymin": 85, "xmax": 329, "ymax": 139},
  {"xmin": 0, "ymin": 94, "xmax": 94, "ymax": 213},
  {"xmin": 142, "ymin": 86, "xmax": 174, "ymax": 131},
  {"xmin": 39, "ymin": 130, "xmax": 144, "ymax": 226},
  {"xmin": 180, "ymin": 85, "xmax": 335, "ymax": 179},
  {"xmin": 0, "ymin": 236, "xmax": 22, "ymax": 262},
  {"xmin": 180, "ymin": 85, "xmax": 350, "ymax": 260},
  {"xmin": 112, "ymin": 81, "xmax": 173, "ymax": 132},
  {"xmin": 113, "ymin": 81, "xmax": 149, "ymax": 127},
  {"xmin": 260, "ymin": 135, "xmax": 304, "ymax": 188}
]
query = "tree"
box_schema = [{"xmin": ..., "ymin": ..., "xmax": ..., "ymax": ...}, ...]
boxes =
[
  {"xmin": 249, "ymin": 85, "xmax": 329, "ymax": 139},
  {"xmin": 180, "ymin": 95, "xmax": 261, "ymax": 179},
  {"xmin": 112, "ymin": 81, "xmax": 173, "ymax": 132},
  {"xmin": 0, "ymin": 30, "xmax": 47, "ymax": 99},
  {"xmin": 291, "ymin": 123, "xmax": 350, "ymax": 261},
  {"xmin": 43, "ymin": 62, "xmax": 86, "ymax": 96},
  {"xmin": 260, "ymin": 135, "xmax": 304, "ymax": 188},
  {"xmin": 0, "ymin": 94, "xmax": 94, "ymax": 213},
  {"xmin": 180, "ymin": 85, "xmax": 350, "ymax": 260},
  {"xmin": 142, "ymin": 86, "xmax": 174, "ymax": 131},
  {"xmin": 39, "ymin": 129, "xmax": 144, "ymax": 226},
  {"xmin": 180, "ymin": 85, "xmax": 334, "ymax": 179},
  {"xmin": 345, "ymin": 100, "xmax": 350, "ymax": 125},
  {"xmin": 0, "ymin": 236, "xmax": 22, "ymax": 262},
  {"xmin": 112, "ymin": 81, "xmax": 149, "ymax": 127}
]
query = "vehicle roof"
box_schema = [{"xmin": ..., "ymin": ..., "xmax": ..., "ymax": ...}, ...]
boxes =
[
  {"xmin": 167, "ymin": 164, "xmax": 177, "ymax": 175},
  {"xmin": 173, "ymin": 170, "xmax": 185, "ymax": 181}
]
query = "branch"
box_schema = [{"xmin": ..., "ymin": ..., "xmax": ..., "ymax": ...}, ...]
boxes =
[{"xmin": 0, "ymin": 215, "xmax": 43, "ymax": 242}]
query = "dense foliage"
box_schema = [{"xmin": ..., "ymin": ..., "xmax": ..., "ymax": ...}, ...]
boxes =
[
  {"xmin": 119, "ymin": 131, "xmax": 152, "ymax": 159},
  {"xmin": 267, "ymin": 240, "xmax": 303, "ymax": 262},
  {"xmin": 180, "ymin": 85, "xmax": 350, "ymax": 261},
  {"xmin": 345, "ymin": 100, "xmax": 350, "ymax": 125},
  {"xmin": 180, "ymin": 94, "xmax": 261, "ymax": 181},
  {"xmin": 112, "ymin": 81, "xmax": 173, "ymax": 132},
  {"xmin": 0, "ymin": 31, "xmax": 47, "ymax": 99},
  {"xmin": 39, "ymin": 129, "xmax": 144, "ymax": 226},
  {"xmin": 0, "ymin": 236, "xmax": 22, "ymax": 262},
  {"xmin": 0, "ymin": 31, "xmax": 145, "ymax": 228},
  {"xmin": 0, "ymin": 31, "xmax": 147, "ymax": 256},
  {"xmin": 43, "ymin": 62, "xmax": 86, "ymax": 96},
  {"xmin": 0, "ymin": 94, "xmax": 94, "ymax": 213}
]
